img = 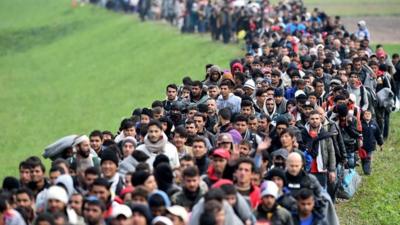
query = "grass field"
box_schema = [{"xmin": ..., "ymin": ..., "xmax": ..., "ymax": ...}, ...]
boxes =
[
  {"xmin": 0, "ymin": 0, "xmax": 241, "ymax": 178},
  {"xmin": 1, "ymin": 0, "xmax": 400, "ymax": 224}
]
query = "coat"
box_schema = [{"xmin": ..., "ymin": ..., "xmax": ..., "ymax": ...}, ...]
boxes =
[{"xmin": 361, "ymin": 120, "xmax": 383, "ymax": 152}]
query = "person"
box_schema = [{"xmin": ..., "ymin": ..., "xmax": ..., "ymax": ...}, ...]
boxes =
[
  {"xmin": 68, "ymin": 135, "xmax": 101, "ymax": 178},
  {"xmin": 301, "ymin": 110, "xmax": 336, "ymax": 189},
  {"xmin": 0, "ymin": 192, "xmax": 27, "ymax": 225},
  {"xmin": 121, "ymin": 137, "xmax": 137, "ymax": 159},
  {"xmin": 130, "ymin": 204, "xmax": 153, "ymax": 225},
  {"xmin": 361, "ymin": 110, "xmax": 384, "ymax": 175},
  {"xmin": 82, "ymin": 196, "xmax": 107, "ymax": 225},
  {"xmin": 172, "ymin": 127, "xmax": 192, "ymax": 158},
  {"xmin": 27, "ymin": 158, "xmax": 50, "ymax": 197},
  {"xmin": 89, "ymin": 130, "xmax": 105, "ymax": 156},
  {"xmin": 136, "ymin": 120, "xmax": 180, "ymax": 169},
  {"xmin": 203, "ymin": 148, "xmax": 230, "ymax": 187},
  {"xmin": 217, "ymin": 80, "xmax": 241, "ymax": 114},
  {"xmin": 110, "ymin": 204, "xmax": 132, "ymax": 225},
  {"xmin": 171, "ymin": 166, "xmax": 207, "ymax": 211},
  {"xmin": 190, "ymin": 81, "xmax": 209, "ymax": 106},
  {"xmin": 166, "ymin": 205, "xmax": 188, "ymax": 225},
  {"xmin": 45, "ymin": 186, "xmax": 81, "ymax": 225},
  {"xmin": 163, "ymin": 84, "xmax": 180, "ymax": 111},
  {"xmin": 131, "ymin": 170, "xmax": 158, "ymax": 193},
  {"xmin": 254, "ymin": 181, "xmax": 293, "ymax": 225},
  {"xmin": 19, "ymin": 161, "xmax": 32, "ymax": 188},
  {"xmin": 89, "ymin": 178, "xmax": 119, "ymax": 218},
  {"xmin": 191, "ymin": 137, "xmax": 210, "ymax": 175},
  {"xmin": 292, "ymin": 188, "xmax": 328, "ymax": 225},
  {"xmin": 100, "ymin": 150, "xmax": 124, "ymax": 195},
  {"xmin": 234, "ymin": 158, "xmax": 260, "ymax": 209},
  {"xmin": 70, "ymin": 193, "xmax": 84, "ymax": 217}
]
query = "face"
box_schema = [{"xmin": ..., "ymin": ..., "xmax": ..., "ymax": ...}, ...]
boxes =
[
  {"xmin": 101, "ymin": 161, "xmax": 117, "ymax": 179},
  {"xmin": 297, "ymin": 197, "xmax": 315, "ymax": 216},
  {"xmin": 151, "ymin": 206, "xmax": 166, "ymax": 217},
  {"xmin": 123, "ymin": 142, "xmax": 135, "ymax": 158},
  {"xmin": 31, "ymin": 166, "xmax": 44, "ymax": 183},
  {"xmin": 215, "ymin": 208, "xmax": 225, "ymax": 225},
  {"xmin": 167, "ymin": 214, "xmax": 185, "ymax": 225},
  {"xmin": 131, "ymin": 212, "xmax": 147, "ymax": 225},
  {"xmin": 191, "ymin": 85, "xmax": 202, "ymax": 97},
  {"xmin": 261, "ymin": 195, "xmax": 276, "ymax": 209},
  {"xmin": 112, "ymin": 216, "xmax": 132, "ymax": 225},
  {"xmin": 239, "ymin": 144, "xmax": 251, "ymax": 157},
  {"xmin": 314, "ymin": 82, "xmax": 324, "ymax": 95},
  {"xmin": 265, "ymin": 99, "xmax": 275, "ymax": 112},
  {"xmin": 226, "ymin": 194, "xmax": 237, "ymax": 206},
  {"xmin": 309, "ymin": 114, "xmax": 321, "ymax": 129},
  {"xmin": 363, "ymin": 111, "xmax": 372, "ymax": 121},
  {"xmin": 167, "ymin": 87, "xmax": 177, "ymax": 100},
  {"xmin": 140, "ymin": 115, "xmax": 150, "ymax": 125},
  {"xmin": 251, "ymin": 173, "xmax": 261, "ymax": 187},
  {"xmin": 248, "ymin": 119, "xmax": 258, "ymax": 132},
  {"xmin": 185, "ymin": 123, "xmax": 197, "ymax": 136},
  {"xmin": 16, "ymin": 193, "xmax": 33, "ymax": 208},
  {"xmin": 83, "ymin": 204, "xmax": 104, "ymax": 225},
  {"xmin": 234, "ymin": 121, "xmax": 248, "ymax": 135},
  {"xmin": 240, "ymin": 106, "xmax": 252, "ymax": 116},
  {"xmin": 276, "ymin": 125, "xmax": 287, "ymax": 135},
  {"xmin": 144, "ymin": 175, "xmax": 157, "ymax": 193},
  {"xmin": 207, "ymin": 99, "xmax": 217, "ymax": 113},
  {"xmin": 85, "ymin": 173, "xmax": 98, "ymax": 187},
  {"xmin": 78, "ymin": 140, "xmax": 91, "ymax": 158},
  {"xmin": 220, "ymin": 85, "xmax": 230, "ymax": 98},
  {"xmin": 49, "ymin": 171, "xmax": 61, "ymax": 185},
  {"xmin": 271, "ymin": 176, "xmax": 284, "ymax": 189},
  {"xmin": 70, "ymin": 194, "xmax": 83, "ymax": 216},
  {"xmin": 147, "ymin": 125, "xmax": 162, "ymax": 143},
  {"xmin": 280, "ymin": 133, "xmax": 293, "ymax": 148},
  {"xmin": 173, "ymin": 133, "xmax": 187, "ymax": 149},
  {"xmin": 287, "ymin": 157, "xmax": 302, "ymax": 176},
  {"xmin": 91, "ymin": 185, "xmax": 110, "ymax": 203},
  {"xmin": 90, "ymin": 136, "xmax": 102, "ymax": 151},
  {"xmin": 212, "ymin": 157, "xmax": 227, "ymax": 173},
  {"xmin": 236, "ymin": 163, "xmax": 252, "ymax": 185},
  {"xmin": 19, "ymin": 167, "xmax": 31, "ymax": 184},
  {"xmin": 243, "ymin": 87, "xmax": 254, "ymax": 96},
  {"xmin": 192, "ymin": 141, "xmax": 207, "ymax": 158},
  {"xmin": 183, "ymin": 176, "xmax": 200, "ymax": 192},
  {"xmin": 349, "ymin": 74, "xmax": 359, "ymax": 86},
  {"xmin": 193, "ymin": 116, "xmax": 205, "ymax": 131},
  {"xmin": 180, "ymin": 160, "xmax": 194, "ymax": 171},
  {"xmin": 258, "ymin": 118, "xmax": 268, "ymax": 130},
  {"xmin": 354, "ymin": 61, "xmax": 362, "ymax": 71},
  {"xmin": 48, "ymin": 199, "xmax": 65, "ymax": 213},
  {"xmin": 271, "ymin": 75, "xmax": 280, "ymax": 84}
]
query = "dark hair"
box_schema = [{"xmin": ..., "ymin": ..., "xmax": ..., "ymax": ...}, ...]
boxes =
[
  {"xmin": 147, "ymin": 120, "xmax": 163, "ymax": 130},
  {"xmin": 219, "ymin": 79, "xmax": 234, "ymax": 89},
  {"xmin": 279, "ymin": 128, "xmax": 295, "ymax": 138},
  {"xmin": 312, "ymin": 78, "xmax": 324, "ymax": 87},
  {"xmin": 295, "ymin": 188, "xmax": 314, "ymax": 200},
  {"xmin": 233, "ymin": 114, "xmax": 248, "ymax": 124},
  {"xmin": 19, "ymin": 161, "xmax": 31, "ymax": 170},
  {"xmin": 102, "ymin": 130, "xmax": 114, "ymax": 139},
  {"xmin": 151, "ymin": 101, "xmax": 163, "ymax": 108},
  {"xmin": 182, "ymin": 166, "xmax": 199, "ymax": 178},
  {"xmin": 51, "ymin": 159, "xmax": 69, "ymax": 173},
  {"xmin": 49, "ymin": 166, "xmax": 63, "ymax": 174},
  {"xmin": 235, "ymin": 157, "xmax": 255, "ymax": 172},
  {"xmin": 131, "ymin": 186, "xmax": 149, "ymax": 199},
  {"xmin": 85, "ymin": 167, "xmax": 100, "ymax": 176},
  {"xmin": 34, "ymin": 213, "xmax": 56, "ymax": 225},
  {"xmin": 218, "ymin": 107, "xmax": 232, "ymax": 121},
  {"xmin": 16, "ymin": 188, "xmax": 34, "ymax": 201},
  {"xmin": 192, "ymin": 137, "xmax": 207, "ymax": 147},
  {"xmin": 255, "ymin": 88, "xmax": 267, "ymax": 97},
  {"xmin": 204, "ymin": 188, "xmax": 225, "ymax": 202},
  {"xmin": 241, "ymin": 100, "xmax": 253, "ymax": 108},
  {"xmin": 180, "ymin": 154, "xmax": 195, "ymax": 162},
  {"xmin": 92, "ymin": 178, "xmax": 112, "ymax": 189},
  {"xmin": 191, "ymin": 80, "xmax": 203, "ymax": 88},
  {"xmin": 166, "ymin": 84, "xmax": 178, "ymax": 91},
  {"xmin": 193, "ymin": 112, "xmax": 206, "ymax": 122},
  {"xmin": 26, "ymin": 157, "xmax": 46, "ymax": 173},
  {"xmin": 220, "ymin": 184, "xmax": 237, "ymax": 195},
  {"xmin": 120, "ymin": 118, "xmax": 135, "ymax": 130},
  {"xmin": 89, "ymin": 130, "xmax": 103, "ymax": 140},
  {"xmin": 173, "ymin": 126, "xmax": 188, "ymax": 139}
]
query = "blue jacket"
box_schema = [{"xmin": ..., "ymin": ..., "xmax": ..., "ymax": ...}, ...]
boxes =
[{"xmin": 361, "ymin": 120, "xmax": 383, "ymax": 152}]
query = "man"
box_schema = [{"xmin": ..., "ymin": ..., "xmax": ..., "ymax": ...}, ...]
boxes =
[
  {"xmin": 206, "ymin": 98, "xmax": 218, "ymax": 133},
  {"xmin": 46, "ymin": 185, "xmax": 80, "ymax": 224},
  {"xmin": 234, "ymin": 158, "xmax": 260, "ymax": 209},
  {"xmin": 263, "ymin": 97, "xmax": 279, "ymax": 122},
  {"xmin": 207, "ymin": 85, "xmax": 220, "ymax": 100},
  {"xmin": 301, "ymin": 110, "xmax": 336, "ymax": 189},
  {"xmin": 312, "ymin": 79, "xmax": 328, "ymax": 106},
  {"xmin": 233, "ymin": 114, "xmax": 262, "ymax": 152},
  {"xmin": 90, "ymin": 178, "xmax": 119, "ymax": 218},
  {"xmin": 115, "ymin": 119, "xmax": 138, "ymax": 143},
  {"xmin": 203, "ymin": 148, "xmax": 230, "ymax": 187},
  {"xmin": 190, "ymin": 80, "xmax": 209, "ymax": 106},
  {"xmin": 166, "ymin": 205, "xmax": 188, "ymax": 225},
  {"xmin": 100, "ymin": 150, "xmax": 124, "ymax": 195},
  {"xmin": 136, "ymin": 120, "xmax": 180, "ymax": 169},
  {"xmin": 254, "ymin": 181, "xmax": 293, "ymax": 225},
  {"xmin": 192, "ymin": 137, "xmax": 210, "ymax": 175},
  {"xmin": 163, "ymin": 84, "xmax": 180, "ymax": 111},
  {"xmin": 83, "ymin": 196, "xmax": 107, "ymax": 225},
  {"xmin": 70, "ymin": 193, "xmax": 84, "ymax": 217},
  {"xmin": 254, "ymin": 89, "xmax": 268, "ymax": 114},
  {"xmin": 69, "ymin": 135, "xmax": 101, "ymax": 178},
  {"xmin": 217, "ymin": 80, "xmax": 241, "ymax": 114},
  {"xmin": 292, "ymin": 188, "xmax": 327, "ymax": 225},
  {"xmin": 172, "ymin": 126, "xmax": 192, "ymax": 158},
  {"xmin": 194, "ymin": 112, "xmax": 215, "ymax": 147},
  {"xmin": 49, "ymin": 166, "xmax": 63, "ymax": 185},
  {"xmin": 171, "ymin": 166, "xmax": 207, "ymax": 211},
  {"xmin": 274, "ymin": 88, "xmax": 288, "ymax": 114},
  {"xmin": 19, "ymin": 161, "xmax": 31, "ymax": 187},
  {"xmin": 240, "ymin": 100, "xmax": 255, "ymax": 117},
  {"xmin": 347, "ymin": 71, "xmax": 369, "ymax": 111},
  {"xmin": 313, "ymin": 62, "xmax": 331, "ymax": 91},
  {"xmin": 110, "ymin": 204, "xmax": 133, "ymax": 225},
  {"xmin": 15, "ymin": 188, "xmax": 35, "ymax": 222},
  {"xmin": 27, "ymin": 159, "xmax": 50, "ymax": 196},
  {"xmin": 89, "ymin": 130, "xmax": 104, "ymax": 156},
  {"xmin": 0, "ymin": 193, "xmax": 27, "ymax": 225}
]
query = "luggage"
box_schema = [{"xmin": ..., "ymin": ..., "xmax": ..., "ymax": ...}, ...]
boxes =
[
  {"xmin": 42, "ymin": 134, "xmax": 77, "ymax": 160},
  {"xmin": 337, "ymin": 167, "xmax": 362, "ymax": 199}
]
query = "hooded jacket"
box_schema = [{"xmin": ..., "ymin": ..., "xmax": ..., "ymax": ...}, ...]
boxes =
[{"xmin": 189, "ymin": 199, "xmax": 244, "ymax": 225}]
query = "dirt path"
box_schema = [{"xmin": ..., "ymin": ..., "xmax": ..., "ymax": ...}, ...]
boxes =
[{"xmin": 341, "ymin": 16, "xmax": 400, "ymax": 43}]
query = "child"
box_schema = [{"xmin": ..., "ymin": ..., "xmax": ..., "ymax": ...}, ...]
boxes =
[{"xmin": 361, "ymin": 110, "xmax": 384, "ymax": 175}]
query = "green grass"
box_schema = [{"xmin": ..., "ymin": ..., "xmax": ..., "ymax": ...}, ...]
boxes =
[
  {"xmin": 1, "ymin": 0, "xmax": 400, "ymax": 224},
  {"xmin": 0, "ymin": 0, "xmax": 241, "ymax": 178}
]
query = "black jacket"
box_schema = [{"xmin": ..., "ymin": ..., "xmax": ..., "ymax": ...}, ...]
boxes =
[{"xmin": 362, "ymin": 120, "xmax": 383, "ymax": 152}]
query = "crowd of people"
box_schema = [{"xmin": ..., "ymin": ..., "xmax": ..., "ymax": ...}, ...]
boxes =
[{"xmin": 2, "ymin": 0, "xmax": 400, "ymax": 225}]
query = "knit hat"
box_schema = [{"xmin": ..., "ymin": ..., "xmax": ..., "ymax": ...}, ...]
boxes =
[
  {"xmin": 148, "ymin": 190, "xmax": 171, "ymax": 207},
  {"xmin": 122, "ymin": 136, "xmax": 137, "ymax": 147},
  {"xmin": 166, "ymin": 206, "xmax": 188, "ymax": 224},
  {"xmin": 131, "ymin": 171, "xmax": 151, "ymax": 187},
  {"xmin": 47, "ymin": 185, "xmax": 69, "ymax": 204},
  {"xmin": 243, "ymin": 79, "xmax": 256, "ymax": 90},
  {"xmin": 260, "ymin": 181, "xmax": 279, "ymax": 199},
  {"xmin": 264, "ymin": 168, "xmax": 287, "ymax": 185},
  {"xmin": 129, "ymin": 204, "xmax": 152, "ymax": 223},
  {"xmin": 101, "ymin": 150, "xmax": 119, "ymax": 166}
]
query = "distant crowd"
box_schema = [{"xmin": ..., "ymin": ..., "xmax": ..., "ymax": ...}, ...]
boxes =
[{"xmin": 1, "ymin": 0, "xmax": 400, "ymax": 225}]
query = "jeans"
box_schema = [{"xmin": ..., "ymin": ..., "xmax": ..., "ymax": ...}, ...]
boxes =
[{"xmin": 361, "ymin": 151, "xmax": 373, "ymax": 175}]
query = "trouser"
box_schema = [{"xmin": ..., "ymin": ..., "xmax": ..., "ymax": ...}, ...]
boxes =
[
  {"xmin": 312, "ymin": 172, "xmax": 328, "ymax": 190},
  {"xmin": 347, "ymin": 152, "xmax": 355, "ymax": 169},
  {"xmin": 361, "ymin": 151, "xmax": 373, "ymax": 175}
]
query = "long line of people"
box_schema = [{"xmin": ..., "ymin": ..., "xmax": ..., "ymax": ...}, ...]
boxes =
[{"xmin": 2, "ymin": 1, "xmax": 400, "ymax": 225}]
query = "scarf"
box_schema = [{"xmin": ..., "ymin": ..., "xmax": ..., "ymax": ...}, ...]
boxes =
[{"xmin": 143, "ymin": 133, "xmax": 168, "ymax": 153}]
